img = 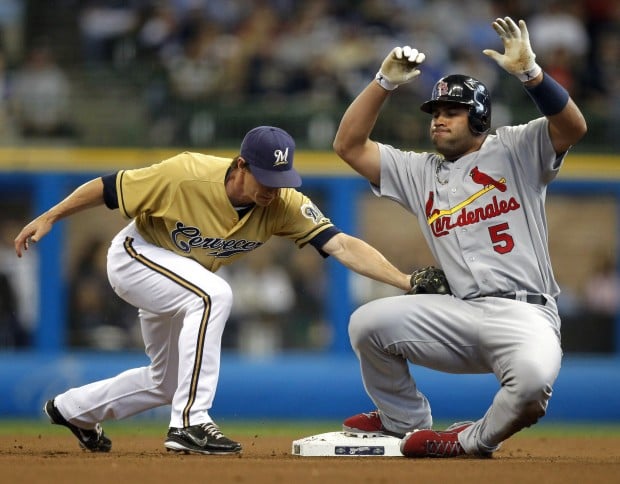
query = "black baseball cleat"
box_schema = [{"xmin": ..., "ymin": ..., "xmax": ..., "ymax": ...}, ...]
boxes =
[
  {"xmin": 165, "ymin": 422, "xmax": 242, "ymax": 455},
  {"xmin": 43, "ymin": 399, "xmax": 112, "ymax": 452}
]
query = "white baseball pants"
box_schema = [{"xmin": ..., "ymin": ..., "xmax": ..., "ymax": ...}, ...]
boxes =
[{"xmin": 55, "ymin": 221, "xmax": 233, "ymax": 429}]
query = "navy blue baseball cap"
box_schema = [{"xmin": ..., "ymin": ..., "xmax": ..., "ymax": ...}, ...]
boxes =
[{"xmin": 240, "ymin": 126, "xmax": 302, "ymax": 188}]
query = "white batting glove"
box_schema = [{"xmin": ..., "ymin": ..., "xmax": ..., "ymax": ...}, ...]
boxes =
[
  {"xmin": 375, "ymin": 46, "xmax": 426, "ymax": 91},
  {"xmin": 483, "ymin": 17, "xmax": 542, "ymax": 82}
]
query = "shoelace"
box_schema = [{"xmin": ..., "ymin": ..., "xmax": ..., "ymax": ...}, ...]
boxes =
[
  {"xmin": 93, "ymin": 423, "xmax": 104, "ymax": 438},
  {"xmin": 78, "ymin": 423, "xmax": 103, "ymax": 442},
  {"xmin": 201, "ymin": 423, "xmax": 225, "ymax": 440},
  {"xmin": 425, "ymin": 434, "xmax": 464, "ymax": 457}
]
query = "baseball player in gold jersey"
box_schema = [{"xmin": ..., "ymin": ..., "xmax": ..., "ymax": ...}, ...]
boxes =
[{"xmin": 14, "ymin": 126, "xmax": 412, "ymax": 455}]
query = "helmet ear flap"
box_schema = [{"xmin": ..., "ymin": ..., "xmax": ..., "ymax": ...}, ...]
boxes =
[{"xmin": 468, "ymin": 109, "xmax": 489, "ymax": 135}]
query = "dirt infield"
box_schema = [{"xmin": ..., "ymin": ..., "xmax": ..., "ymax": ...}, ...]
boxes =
[{"xmin": 2, "ymin": 430, "xmax": 619, "ymax": 484}]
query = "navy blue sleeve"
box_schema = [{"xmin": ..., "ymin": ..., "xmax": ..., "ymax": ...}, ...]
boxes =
[
  {"xmin": 309, "ymin": 226, "xmax": 342, "ymax": 258},
  {"xmin": 102, "ymin": 172, "xmax": 119, "ymax": 209}
]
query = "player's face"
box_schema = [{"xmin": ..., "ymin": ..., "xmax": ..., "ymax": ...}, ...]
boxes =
[
  {"xmin": 429, "ymin": 104, "xmax": 480, "ymax": 160},
  {"xmin": 243, "ymin": 170, "xmax": 280, "ymax": 206}
]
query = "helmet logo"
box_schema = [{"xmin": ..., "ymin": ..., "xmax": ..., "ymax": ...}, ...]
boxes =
[
  {"xmin": 437, "ymin": 80, "xmax": 465, "ymax": 98},
  {"xmin": 449, "ymin": 85, "xmax": 463, "ymax": 97}
]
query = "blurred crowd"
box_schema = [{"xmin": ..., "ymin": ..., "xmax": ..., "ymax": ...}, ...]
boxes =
[
  {"xmin": 1, "ymin": 0, "xmax": 619, "ymax": 354},
  {"xmin": 0, "ymin": 0, "xmax": 617, "ymax": 147}
]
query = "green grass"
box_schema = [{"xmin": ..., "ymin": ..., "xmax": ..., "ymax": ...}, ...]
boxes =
[{"xmin": 1, "ymin": 419, "xmax": 619, "ymax": 438}]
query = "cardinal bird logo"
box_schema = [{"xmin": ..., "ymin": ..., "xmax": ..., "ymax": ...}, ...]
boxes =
[{"xmin": 469, "ymin": 167, "xmax": 506, "ymax": 192}]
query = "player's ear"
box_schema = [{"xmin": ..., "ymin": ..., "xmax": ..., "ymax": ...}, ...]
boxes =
[{"xmin": 237, "ymin": 156, "xmax": 250, "ymax": 170}]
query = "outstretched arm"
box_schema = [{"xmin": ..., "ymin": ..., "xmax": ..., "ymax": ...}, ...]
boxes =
[
  {"xmin": 321, "ymin": 232, "xmax": 411, "ymax": 292},
  {"xmin": 333, "ymin": 47, "xmax": 425, "ymax": 186},
  {"xmin": 483, "ymin": 17, "xmax": 587, "ymax": 153},
  {"xmin": 14, "ymin": 177, "xmax": 105, "ymax": 257}
]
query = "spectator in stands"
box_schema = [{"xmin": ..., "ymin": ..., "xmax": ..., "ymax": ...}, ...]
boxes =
[
  {"xmin": 0, "ymin": 0, "xmax": 25, "ymax": 64},
  {"xmin": 284, "ymin": 245, "xmax": 331, "ymax": 349},
  {"xmin": 134, "ymin": 2, "xmax": 179, "ymax": 62},
  {"xmin": 78, "ymin": 0, "xmax": 139, "ymax": 68},
  {"xmin": 147, "ymin": 18, "xmax": 228, "ymax": 145},
  {"xmin": 10, "ymin": 42, "xmax": 77, "ymax": 139},
  {"xmin": 580, "ymin": 0, "xmax": 619, "ymax": 97},
  {"xmin": 0, "ymin": 218, "xmax": 31, "ymax": 347},
  {"xmin": 588, "ymin": 27, "xmax": 620, "ymax": 148},
  {"xmin": 526, "ymin": 1, "xmax": 589, "ymax": 83},
  {"xmin": 0, "ymin": 271, "xmax": 25, "ymax": 347},
  {"xmin": 583, "ymin": 251, "xmax": 620, "ymax": 318},
  {"xmin": 69, "ymin": 237, "xmax": 139, "ymax": 350},
  {"xmin": 562, "ymin": 249, "xmax": 620, "ymax": 353},
  {"xmin": 0, "ymin": 48, "xmax": 17, "ymax": 143},
  {"xmin": 226, "ymin": 240, "xmax": 296, "ymax": 355}
]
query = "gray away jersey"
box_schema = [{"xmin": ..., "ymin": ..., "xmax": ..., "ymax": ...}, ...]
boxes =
[{"xmin": 375, "ymin": 117, "xmax": 566, "ymax": 299}]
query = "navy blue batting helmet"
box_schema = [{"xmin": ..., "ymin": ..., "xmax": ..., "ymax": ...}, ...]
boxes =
[{"xmin": 420, "ymin": 75, "xmax": 491, "ymax": 135}]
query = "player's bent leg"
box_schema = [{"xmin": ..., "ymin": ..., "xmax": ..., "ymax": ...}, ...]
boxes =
[
  {"xmin": 169, "ymin": 276, "xmax": 233, "ymax": 428},
  {"xmin": 346, "ymin": 297, "xmax": 435, "ymax": 437},
  {"xmin": 458, "ymin": 354, "xmax": 561, "ymax": 456},
  {"xmin": 449, "ymin": 298, "xmax": 563, "ymax": 457},
  {"xmin": 347, "ymin": 295, "xmax": 486, "ymax": 438},
  {"xmin": 52, "ymin": 311, "xmax": 183, "ymax": 429}
]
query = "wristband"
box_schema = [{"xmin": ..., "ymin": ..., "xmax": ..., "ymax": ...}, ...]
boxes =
[
  {"xmin": 524, "ymin": 71, "xmax": 569, "ymax": 116},
  {"xmin": 515, "ymin": 63, "xmax": 542, "ymax": 83},
  {"xmin": 375, "ymin": 71, "xmax": 398, "ymax": 91}
]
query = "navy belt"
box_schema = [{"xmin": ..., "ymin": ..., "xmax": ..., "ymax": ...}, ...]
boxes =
[{"xmin": 490, "ymin": 293, "xmax": 547, "ymax": 306}]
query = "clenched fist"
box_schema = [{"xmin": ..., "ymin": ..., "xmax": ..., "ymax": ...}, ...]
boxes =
[{"xmin": 375, "ymin": 46, "xmax": 426, "ymax": 91}]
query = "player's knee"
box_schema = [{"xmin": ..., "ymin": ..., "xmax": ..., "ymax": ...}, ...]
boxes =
[
  {"xmin": 156, "ymin": 377, "xmax": 177, "ymax": 403},
  {"xmin": 187, "ymin": 278, "xmax": 233, "ymax": 316},
  {"xmin": 348, "ymin": 306, "xmax": 371, "ymax": 350},
  {"xmin": 148, "ymin": 366, "xmax": 177, "ymax": 403},
  {"xmin": 212, "ymin": 280, "xmax": 233, "ymax": 311},
  {"xmin": 518, "ymin": 398, "xmax": 549, "ymax": 427},
  {"xmin": 507, "ymin": 361, "xmax": 555, "ymax": 427},
  {"xmin": 348, "ymin": 300, "xmax": 388, "ymax": 350}
]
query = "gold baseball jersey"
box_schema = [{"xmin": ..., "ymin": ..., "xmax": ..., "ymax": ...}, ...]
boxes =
[{"xmin": 114, "ymin": 152, "xmax": 335, "ymax": 272}]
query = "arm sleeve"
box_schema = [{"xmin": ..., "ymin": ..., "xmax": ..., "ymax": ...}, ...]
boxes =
[
  {"xmin": 102, "ymin": 172, "xmax": 119, "ymax": 209},
  {"xmin": 497, "ymin": 118, "xmax": 563, "ymax": 186},
  {"xmin": 308, "ymin": 225, "xmax": 342, "ymax": 258}
]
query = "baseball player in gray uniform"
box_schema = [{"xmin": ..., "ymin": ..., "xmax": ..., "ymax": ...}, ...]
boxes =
[
  {"xmin": 333, "ymin": 17, "xmax": 587, "ymax": 457},
  {"xmin": 14, "ymin": 126, "xmax": 413, "ymax": 455}
]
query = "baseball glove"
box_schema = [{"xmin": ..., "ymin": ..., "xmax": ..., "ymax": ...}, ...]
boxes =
[{"xmin": 407, "ymin": 266, "xmax": 451, "ymax": 295}]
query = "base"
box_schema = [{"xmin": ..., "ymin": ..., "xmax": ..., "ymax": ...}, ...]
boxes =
[{"xmin": 291, "ymin": 431, "xmax": 403, "ymax": 457}]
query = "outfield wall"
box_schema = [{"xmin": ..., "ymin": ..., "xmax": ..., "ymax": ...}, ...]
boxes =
[{"xmin": 0, "ymin": 352, "xmax": 618, "ymax": 422}]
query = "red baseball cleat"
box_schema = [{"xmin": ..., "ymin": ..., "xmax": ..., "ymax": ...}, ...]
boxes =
[
  {"xmin": 400, "ymin": 428, "xmax": 466, "ymax": 458},
  {"xmin": 342, "ymin": 410, "xmax": 405, "ymax": 438}
]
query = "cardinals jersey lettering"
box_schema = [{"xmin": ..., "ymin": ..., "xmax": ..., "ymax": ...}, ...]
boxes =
[
  {"xmin": 375, "ymin": 117, "xmax": 564, "ymax": 299},
  {"xmin": 115, "ymin": 152, "xmax": 334, "ymax": 272}
]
